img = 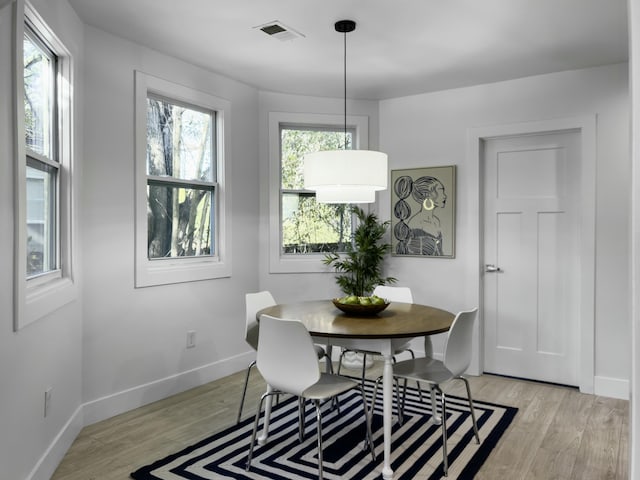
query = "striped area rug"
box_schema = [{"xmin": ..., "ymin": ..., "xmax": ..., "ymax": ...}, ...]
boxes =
[{"xmin": 131, "ymin": 379, "xmax": 517, "ymax": 480}]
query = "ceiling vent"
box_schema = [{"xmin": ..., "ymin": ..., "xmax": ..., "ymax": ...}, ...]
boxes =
[{"xmin": 254, "ymin": 21, "xmax": 305, "ymax": 41}]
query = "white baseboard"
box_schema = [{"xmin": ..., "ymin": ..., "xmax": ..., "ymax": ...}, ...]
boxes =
[
  {"xmin": 26, "ymin": 405, "xmax": 83, "ymax": 480},
  {"xmin": 29, "ymin": 353, "xmax": 253, "ymax": 480},
  {"xmin": 594, "ymin": 375, "xmax": 630, "ymax": 400},
  {"xmin": 83, "ymin": 352, "xmax": 252, "ymax": 425}
]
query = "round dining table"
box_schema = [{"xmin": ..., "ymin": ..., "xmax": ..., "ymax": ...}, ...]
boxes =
[{"xmin": 257, "ymin": 299, "xmax": 455, "ymax": 480}]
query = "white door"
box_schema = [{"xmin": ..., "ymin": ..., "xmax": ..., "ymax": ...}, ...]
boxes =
[{"xmin": 483, "ymin": 131, "xmax": 580, "ymax": 386}]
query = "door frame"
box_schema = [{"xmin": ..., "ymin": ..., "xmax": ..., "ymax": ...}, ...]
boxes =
[{"xmin": 465, "ymin": 115, "xmax": 596, "ymax": 394}]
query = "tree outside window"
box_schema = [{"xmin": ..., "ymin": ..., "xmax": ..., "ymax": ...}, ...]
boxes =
[
  {"xmin": 145, "ymin": 96, "xmax": 215, "ymax": 259},
  {"xmin": 280, "ymin": 127, "xmax": 354, "ymax": 254}
]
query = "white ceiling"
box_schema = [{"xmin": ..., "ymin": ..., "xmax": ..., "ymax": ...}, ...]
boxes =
[{"xmin": 67, "ymin": 0, "xmax": 629, "ymax": 100}]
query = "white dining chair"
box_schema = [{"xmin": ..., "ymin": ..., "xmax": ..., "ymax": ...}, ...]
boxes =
[
  {"xmin": 245, "ymin": 314, "xmax": 376, "ymax": 480},
  {"xmin": 237, "ymin": 291, "xmax": 330, "ymax": 424},
  {"xmin": 372, "ymin": 308, "xmax": 480, "ymax": 477},
  {"xmin": 336, "ymin": 286, "xmax": 418, "ymax": 394}
]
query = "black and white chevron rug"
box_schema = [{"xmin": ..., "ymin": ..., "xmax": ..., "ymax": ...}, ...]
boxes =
[{"xmin": 131, "ymin": 379, "xmax": 517, "ymax": 480}]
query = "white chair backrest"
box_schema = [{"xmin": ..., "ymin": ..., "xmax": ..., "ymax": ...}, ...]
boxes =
[
  {"xmin": 443, "ymin": 308, "xmax": 478, "ymax": 377},
  {"xmin": 257, "ymin": 314, "xmax": 321, "ymax": 395},
  {"xmin": 373, "ymin": 285, "xmax": 414, "ymax": 303},
  {"xmin": 245, "ymin": 291, "xmax": 276, "ymax": 338}
]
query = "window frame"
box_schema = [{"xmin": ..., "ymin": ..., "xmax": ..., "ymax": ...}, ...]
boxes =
[
  {"xmin": 268, "ymin": 111, "xmax": 370, "ymax": 273},
  {"xmin": 134, "ymin": 71, "xmax": 232, "ymax": 287},
  {"xmin": 13, "ymin": 0, "xmax": 76, "ymax": 331},
  {"xmin": 24, "ymin": 23, "xmax": 59, "ymax": 280},
  {"xmin": 145, "ymin": 92, "xmax": 217, "ymax": 260}
]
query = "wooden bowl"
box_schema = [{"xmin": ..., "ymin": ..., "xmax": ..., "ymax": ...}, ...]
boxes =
[{"xmin": 332, "ymin": 298, "xmax": 390, "ymax": 316}]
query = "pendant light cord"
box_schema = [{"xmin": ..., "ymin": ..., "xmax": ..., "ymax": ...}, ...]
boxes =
[
  {"xmin": 335, "ymin": 20, "xmax": 355, "ymax": 150},
  {"xmin": 343, "ymin": 28, "xmax": 347, "ymax": 149}
]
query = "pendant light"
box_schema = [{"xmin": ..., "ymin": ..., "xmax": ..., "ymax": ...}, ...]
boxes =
[{"xmin": 303, "ymin": 20, "xmax": 388, "ymax": 204}]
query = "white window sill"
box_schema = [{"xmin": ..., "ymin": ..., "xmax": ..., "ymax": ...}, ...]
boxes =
[
  {"xmin": 18, "ymin": 276, "xmax": 77, "ymax": 329},
  {"xmin": 135, "ymin": 257, "xmax": 232, "ymax": 288}
]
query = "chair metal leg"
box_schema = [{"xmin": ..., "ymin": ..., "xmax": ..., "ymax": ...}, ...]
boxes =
[
  {"xmin": 246, "ymin": 392, "xmax": 271, "ymax": 471},
  {"xmin": 298, "ymin": 397, "xmax": 306, "ymax": 443},
  {"xmin": 406, "ymin": 349, "xmax": 423, "ymax": 402},
  {"xmin": 430, "ymin": 386, "xmax": 441, "ymax": 425},
  {"xmin": 371, "ymin": 375, "xmax": 382, "ymax": 415},
  {"xmin": 394, "ymin": 377, "xmax": 403, "ymax": 425},
  {"xmin": 324, "ymin": 353, "xmax": 334, "ymax": 374},
  {"xmin": 358, "ymin": 385, "xmax": 377, "ymax": 461},
  {"xmin": 337, "ymin": 349, "xmax": 347, "ymax": 375},
  {"xmin": 314, "ymin": 400, "xmax": 324, "ymax": 480},
  {"xmin": 439, "ymin": 387, "xmax": 449, "ymax": 476},
  {"xmin": 459, "ymin": 376, "xmax": 480, "ymax": 444},
  {"xmin": 361, "ymin": 353, "xmax": 367, "ymax": 388},
  {"xmin": 399, "ymin": 378, "xmax": 408, "ymax": 422},
  {"xmin": 372, "ymin": 374, "xmax": 412, "ymax": 426},
  {"xmin": 371, "ymin": 374, "xmax": 411, "ymax": 434},
  {"xmin": 237, "ymin": 360, "xmax": 256, "ymax": 424}
]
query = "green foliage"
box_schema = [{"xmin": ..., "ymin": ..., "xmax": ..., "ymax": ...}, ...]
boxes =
[
  {"xmin": 323, "ymin": 206, "xmax": 396, "ymax": 296},
  {"xmin": 146, "ymin": 98, "xmax": 213, "ymax": 258},
  {"xmin": 280, "ymin": 128, "xmax": 354, "ymax": 252},
  {"xmin": 281, "ymin": 129, "xmax": 347, "ymax": 190},
  {"xmin": 282, "ymin": 196, "xmax": 350, "ymax": 252}
]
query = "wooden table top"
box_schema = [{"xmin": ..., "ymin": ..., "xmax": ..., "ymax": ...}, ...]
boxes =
[{"xmin": 257, "ymin": 300, "xmax": 454, "ymax": 339}]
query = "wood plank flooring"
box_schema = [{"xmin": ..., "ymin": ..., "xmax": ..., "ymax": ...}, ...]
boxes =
[{"xmin": 51, "ymin": 362, "xmax": 629, "ymax": 479}]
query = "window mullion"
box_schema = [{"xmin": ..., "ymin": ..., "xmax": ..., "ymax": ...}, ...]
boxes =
[
  {"xmin": 281, "ymin": 188, "xmax": 314, "ymax": 196},
  {"xmin": 147, "ymin": 175, "xmax": 215, "ymax": 190},
  {"xmin": 26, "ymin": 149, "xmax": 59, "ymax": 169}
]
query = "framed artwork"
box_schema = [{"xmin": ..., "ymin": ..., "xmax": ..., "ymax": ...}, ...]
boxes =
[{"xmin": 390, "ymin": 165, "xmax": 456, "ymax": 258}]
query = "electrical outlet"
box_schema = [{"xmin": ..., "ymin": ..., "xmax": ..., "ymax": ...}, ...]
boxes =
[
  {"xmin": 186, "ymin": 330, "xmax": 196, "ymax": 349},
  {"xmin": 44, "ymin": 388, "xmax": 53, "ymax": 417}
]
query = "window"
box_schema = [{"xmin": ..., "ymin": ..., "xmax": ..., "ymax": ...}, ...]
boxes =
[
  {"xmin": 280, "ymin": 126, "xmax": 353, "ymax": 254},
  {"xmin": 24, "ymin": 25, "xmax": 58, "ymax": 278},
  {"xmin": 268, "ymin": 112, "xmax": 370, "ymax": 273},
  {"xmin": 134, "ymin": 72, "xmax": 231, "ymax": 287},
  {"xmin": 14, "ymin": 2, "xmax": 76, "ymax": 330},
  {"xmin": 146, "ymin": 95, "xmax": 215, "ymax": 259}
]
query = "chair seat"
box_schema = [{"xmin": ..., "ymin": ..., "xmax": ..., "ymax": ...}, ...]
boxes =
[
  {"xmin": 392, "ymin": 357, "xmax": 454, "ymax": 385},
  {"xmin": 301, "ymin": 373, "xmax": 358, "ymax": 400}
]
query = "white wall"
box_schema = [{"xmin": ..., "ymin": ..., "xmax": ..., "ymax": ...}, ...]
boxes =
[
  {"xmin": 378, "ymin": 63, "xmax": 630, "ymax": 391},
  {"xmin": 80, "ymin": 27, "xmax": 261, "ymax": 419},
  {"xmin": 0, "ymin": 1, "xmax": 85, "ymax": 479}
]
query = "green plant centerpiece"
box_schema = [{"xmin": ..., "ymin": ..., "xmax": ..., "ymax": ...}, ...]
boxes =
[{"xmin": 323, "ymin": 206, "xmax": 396, "ymax": 306}]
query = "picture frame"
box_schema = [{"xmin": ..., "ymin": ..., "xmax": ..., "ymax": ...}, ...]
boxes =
[{"xmin": 390, "ymin": 165, "xmax": 456, "ymax": 258}]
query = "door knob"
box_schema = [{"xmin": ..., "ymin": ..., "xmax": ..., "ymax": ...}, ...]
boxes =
[{"xmin": 485, "ymin": 264, "xmax": 502, "ymax": 273}]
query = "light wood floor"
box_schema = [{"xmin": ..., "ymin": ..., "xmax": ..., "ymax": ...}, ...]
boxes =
[{"xmin": 51, "ymin": 361, "xmax": 629, "ymax": 480}]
